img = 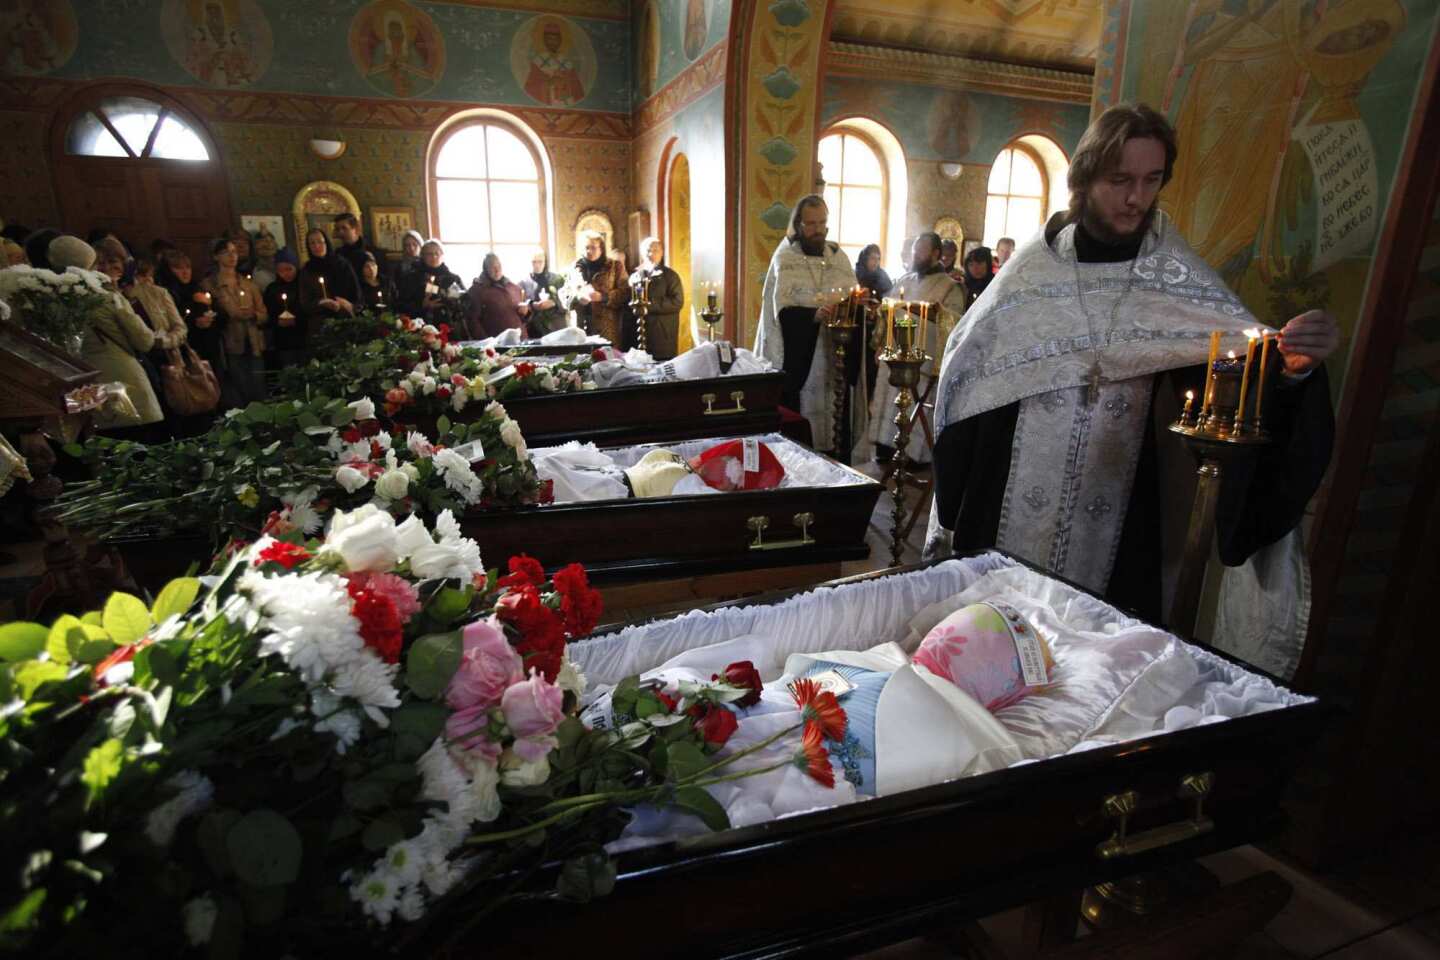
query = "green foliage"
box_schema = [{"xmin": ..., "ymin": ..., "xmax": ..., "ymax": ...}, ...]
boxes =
[{"xmin": 405, "ymin": 632, "xmax": 462, "ymax": 700}]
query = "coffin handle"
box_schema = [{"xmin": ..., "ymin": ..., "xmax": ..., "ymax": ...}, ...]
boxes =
[
  {"xmin": 747, "ymin": 512, "xmax": 815, "ymax": 551},
  {"xmin": 702, "ymin": 390, "xmax": 747, "ymax": 415},
  {"xmin": 1095, "ymin": 773, "xmax": 1215, "ymax": 860}
]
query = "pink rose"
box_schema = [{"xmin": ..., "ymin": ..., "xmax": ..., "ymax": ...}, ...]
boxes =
[
  {"xmin": 501, "ymin": 670, "xmax": 565, "ymax": 762},
  {"xmin": 446, "ymin": 703, "xmax": 502, "ymax": 761},
  {"xmin": 445, "ymin": 616, "xmax": 524, "ymax": 711}
]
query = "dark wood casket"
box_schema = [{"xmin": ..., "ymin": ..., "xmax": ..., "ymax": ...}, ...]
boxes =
[
  {"xmin": 397, "ymin": 371, "xmax": 785, "ymax": 449},
  {"xmin": 426, "ymin": 554, "xmax": 1330, "ymax": 958},
  {"xmin": 461, "ymin": 432, "xmax": 881, "ymax": 582}
]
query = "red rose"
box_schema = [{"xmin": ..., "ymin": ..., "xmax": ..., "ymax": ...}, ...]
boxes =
[
  {"xmin": 713, "ymin": 660, "xmax": 763, "ymax": 708},
  {"xmin": 347, "ymin": 581, "xmax": 404, "ymax": 663},
  {"xmin": 538, "ymin": 479, "xmax": 555, "ymax": 505},
  {"xmin": 591, "ymin": 349, "xmax": 606, "ymax": 363},
  {"xmin": 359, "ymin": 419, "xmax": 382, "ymax": 438},
  {"xmin": 438, "ymin": 323, "xmax": 452, "ymax": 345},
  {"xmin": 342, "ymin": 427, "xmax": 363, "ymax": 444},
  {"xmin": 254, "ymin": 540, "xmax": 312, "ymax": 570},
  {"xmin": 496, "ymin": 554, "xmax": 545, "ymax": 590},
  {"xmin": 437, "ymin": 386, "xmax": 452, "ymax": 400},
  {"xmin": 496, "ymin": 584, "xmax": 566, "ymax": 681},
  {"xmin": 655, "ymin": 688, "xmax": 678, "ymax": 712},
  {"xmin": 695, "ymin": 705, "xmax": 738, "ymax": 748},
  {"xmin": 515, "ymin": 362, "xmax": 537, "ymax": 378}
]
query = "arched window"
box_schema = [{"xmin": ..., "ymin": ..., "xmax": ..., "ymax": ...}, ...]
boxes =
[
  {"xmin": 428, "ymin": 115, "xmax": 550, "ymax": 285},
  {"xmin": 818, "ymin": 130, "xmax": 886, "ymax": 268},
  {"xmin": 985, "ymin": 143, "xmax": 1047, "ymax": 249},
  {"xmin": 64, "ymin": 95, "xmax": 210, "ymax": 161}
]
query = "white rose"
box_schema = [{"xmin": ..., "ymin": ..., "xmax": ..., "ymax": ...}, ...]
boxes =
[
  {"xmin": 374, "ymin": 469, "xmax": 410, "ymax": 501},
  {"xmin": 400, "ymin": 463, "xmax": 420, "ymax": 481},
  {"xmin": 392, "ymin": 514, "xmax": 433, "ymax": 560},
  {"xmin": 499, "ymin": 419, "xmax": 527, "ymax": 459},
  {"xmin": 407, "ymin": 541, "xmax": 467, "ymax": 580},
  {"xmin": 463, "ymin": 754, "xmax": 502, "ymax": 823},
  {"xmin": 322, "ymin": 504, "xmax": 399, "ymax": 572},
  {"xmin": 348, "ymin": 397, "xmax": 376, "ymax": 421},
  {"xmin": 486, "ymin": 402, "xmax": 508, "ymax": 422},
  {"xmin": 556, "ymin": 658, "xmax": 587, "ymax": 699},
  {"xmin": 335, "ymin": 464, "xmax": 370, "ymax": 494},
  {"xmin": 500, "ymin": 752, "xmax": 552, "ymax": 788},
  {"xmin": 432, "ymin": 447, "xmax": 470, "ymax": 478}
]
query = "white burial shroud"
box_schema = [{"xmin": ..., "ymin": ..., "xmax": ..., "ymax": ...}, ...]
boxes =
[{"xmin": 574, "ymin": 555, "xmax": 1311, "ymax": 852}]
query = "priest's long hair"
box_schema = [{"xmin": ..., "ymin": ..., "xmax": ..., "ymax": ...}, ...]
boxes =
[
  {"xmin": 786, "ymin": 194, "xmax": 826, "ymax": 241},
  {"xmin": 1066, "ymin": 102, "xmax": 1177, "ymax": 224}
]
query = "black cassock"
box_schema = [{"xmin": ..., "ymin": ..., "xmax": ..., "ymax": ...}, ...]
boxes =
[{"xmin": 933, "ymin": 223, "xmax": 1336, "ymax": 624}]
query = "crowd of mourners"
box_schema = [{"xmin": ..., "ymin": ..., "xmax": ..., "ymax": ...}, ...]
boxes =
[
  {"xmin": 0, "ymin": 214, "xmax": 692, "ymax": 444},
  {"xmin": 849, "ymin": 235, "xmax": 1016, "ymax": 306}
]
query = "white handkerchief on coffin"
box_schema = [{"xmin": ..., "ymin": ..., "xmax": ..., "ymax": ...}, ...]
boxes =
[
  {"xmin": 539, "ymin": 326, "xmax": 590, "ymax": 345},
  {"xmin": 533, "ymin": 442, "xmax": 628, "ymax": 502},
  {"xmin": 492, "ymin": 327, "xmax": 523, "ymax": 346}
]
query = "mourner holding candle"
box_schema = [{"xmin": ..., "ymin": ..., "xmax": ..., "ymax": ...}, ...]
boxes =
[
  {"xmin": 202, "ymin": 236, "xmax": 268, "ymax": 407},
  {"xmin": 561, "ymin": 231, "xmax": 628, "ymax": 343},
  {"xmin": 925, "ymin": 102, "xmax": 1338, "ymax": 637},
  {"xmin": 628, "ymin": 236, "xmax": 685, "ymax": 360},
  {"xmin": 464, "ymin": 253, "xmax": 530, "ymax": 339},
  {"xmin": 357, "ymin": 251, "xmax": 394, "ymax": 313},
  {"xmin": 754, "ymin": 194, "xmax": 858, "ymax": 449},
  {"xmin": 865, "ymin": 232, "xmax": 966, "ymax": 466},
  {"xmin": 395, "ymin": 239, "xmax": 463, "ymax": 324},
  {"xmin": 298, "ymin": 228, "xmax": 359, "ymax": 340},
  {"xmin": 263, "ymin": 247, "xmax": 303, "ymax": 368}
]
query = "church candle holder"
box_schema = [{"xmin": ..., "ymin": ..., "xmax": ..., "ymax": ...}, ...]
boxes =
[
  {"xmin": 632, "ymin": 276, "xmax": 652, "ymax": 353},
  {"xmin": 1167, "ymin": 330, "xmax": 1275, "ymax": 636},
  {"xmin": 826, "ymin": 286, "xmax": 864, "ymax": 462},
  {"xmin": 880, "ymin": 340, "xmax": 929, "ymax": 567},
  {"xmin": 699, "ymin": 286, "xmax": 723, "ymax": 342}
]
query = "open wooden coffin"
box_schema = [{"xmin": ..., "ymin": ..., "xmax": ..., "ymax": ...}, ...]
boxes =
[
  {"xmin": 436, "ymin": 553, "xmax": 1330, "ymax": 958},
  {"xmin": 453, "ymin": 335, "xmax": 611, "ymax": 359},
  {"xmin": 461, "ymin": 432, "xmax": 882, "ymax": 580}
]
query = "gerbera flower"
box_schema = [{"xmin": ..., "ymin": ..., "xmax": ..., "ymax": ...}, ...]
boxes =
[
  {"xmin": 793, "ymin": 725, "xmax": 834, "ymax": 788},
  {"xmin": 790, "ymin": 678, "xmax": 847, "ymax": 741}
]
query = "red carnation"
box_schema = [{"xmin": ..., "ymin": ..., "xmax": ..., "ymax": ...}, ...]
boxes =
[
  {"xmin": 713, "ymin": 660, "xmax": 763, "ymax": 708},
  {"xmin": 255, "ymin": 540, "xmax": 312, "ymax": 570},
  {"xmin": 515, "ymin": 361, "xmax": 537, "ymax": 378},
  {"xmin": 359, "ymin": 418, "xmax": 382, "ymax": 438},
  {"xmin": 347, "ymin": 581, "xmax": 404, "ymax": 663},
  {"xmin": 695, "ymin": 705, "xmax": 738, "ymax": 748},
  {"xmin": 496, "ymin": 584, "xmax": 566, "ymax": 681},
  {"xmin": 497, "ymin": 554, "xmax": 546, "ymax": 589},
  {"xmin": 437, "ymin": 386, "xmax": 452, "ymax": 400},
  {"xmin": 342, "ymin": 427, "xmax": 363, "ymax": 444},
  {"xmin": 552, "ymin": 563, "xmax": 603, "ymax": 638},
  {"xmin": 655, "ymin": 688, "xmax": 678, "ymax": 712}
]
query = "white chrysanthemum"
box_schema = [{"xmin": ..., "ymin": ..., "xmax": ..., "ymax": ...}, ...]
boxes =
[
  {"xmin": 556, "ymin": 658, "xmax": 587, "ymax": 699},
  {"xmin": 405, "ymin": 431, "xmax": 435, "ymax": 458},
  {"xmin": 183, "ymin": 895, "xmax": 218, "ymax": 946},
  {"xmin": 280, "ymin": 486, "xmax": 323, "ymax": 535},
  {"xmin": 392, "ymin": 514, "xmax": 433, "ymax": 560},
  {"xmin": 434, "ymin": 510, "xmax": 463, "ymax": 542},
  {"xmin": 143, "ymin": 771, "xmax": 214, "ymax": 848},
  {"xmin": 351, "ymin": 868, "xmax": 399, "ymax": 924},
  {"xmin": 433, "ymin": 449, "xmax": 483, "ymax": 504},
  {"xmin": 312, "ymin": 689, "xmax": 363, "ymax": 753},
  {"xmin": 421, "ymin": 857, "xmax": 462, "ymax": 898},
  {"xmin": 500, "ymin": 753, "xmax": 551, "ymax": 788},
  {"xmin": 324, "ymin": 432, "xmax": 345, "ymax": 455},
  {"xmin": 396, "ymin": 887, "xmax": 425, "ymax": 923},
  {"xmin": 330, "ymin": 656, "xmax": 401, "ymax": 723},
  {"xmin": 384, "ymin": 840, "xmax": 424, "ymax": 888},
  {"xmin": 245, "ymin": 571, "xmax": 364, "ymax": 682},
  {"xmin": 451, "ymin": 391, "xmax": 467, "ymax": 413}
]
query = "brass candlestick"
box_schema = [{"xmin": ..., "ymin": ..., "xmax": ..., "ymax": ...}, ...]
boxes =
[
  {"xmin": 699, "ymin": 291, "xmax": 723, "ymax": 342},
  {"xmin": 632, "ymin": 276, "xmax": 651, "ymax": 352},
  {"xmin": 881, "ymin": 340, "xmax": 928, "ymax": 567},
  {"xmin": 1167, "ymin": 347, "xmax": 1274, "ymax": 636},
  {"xmin": 827, "ymin": 294, "xmax": 862, "ymax": 463}
]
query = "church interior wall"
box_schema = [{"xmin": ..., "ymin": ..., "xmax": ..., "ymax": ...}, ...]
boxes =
[{"xmin": 820, "ymin": 73, "xmax": 1090, "ymax": 256}]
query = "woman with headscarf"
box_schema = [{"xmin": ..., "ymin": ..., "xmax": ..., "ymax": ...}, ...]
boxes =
[
  {"xmin": 263, "ymin": 247, "xmax": 305, "ymax": 368},
  {"xmin": 202, "ymin": 236, "xmax": 268, "ymax": 407},
  {"xmin": 297, "ymin": 228, "xmax": 359, "ymax": 343},
  {"xmin": 463, "ymin": 252, "xmax": 530, "ymax": 339},
  {"xmin": 157, "ymin": 249, "xmax": 226, "ymax": 392},
  {"xmin": 48, "ymin": 236, "xmax": 166, "ymax": 440},
  {"xmin": 395, "ymin": 239, "xmax": 462, "ymax": 325},
  {"xmin": 961, "ymin": 246, "xmax": 994, "ymax": 309},
  {"xmin": 520, "ymin": 247, "xmax": 567, "ymax": 337},
  {"xmin": 854, "ymin": 243, "xmax": 892, "ymax": 299},
  {"xmin": 627, "ymin": 236, "xmax": 684, "ymax": 360},
  {"xmin": 391, "ymin": 229, "xmax": 426, "ymax": 315},
  {"xmin": 560, "ymin": 231, "xmax": 627, "ymax": 343},
  {"xmin": 357, "ymin": 251, "xmax": 395, "ymax": 313}
]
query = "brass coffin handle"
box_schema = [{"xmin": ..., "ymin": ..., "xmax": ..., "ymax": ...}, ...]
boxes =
[
  {"xmin": 747, "ymin": 512, "xmax": 816, "ymax": 551},
  {"xmin": 702, "ymin": 390, "xmax": 747, "ymax": 415},
  {"xmin": 1095, "ymin": 772, "xmax": 1215, "ymax": 860}
]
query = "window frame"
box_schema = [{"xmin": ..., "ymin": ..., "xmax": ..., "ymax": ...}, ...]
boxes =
[
  {"xmin": 819, "ymin": 128, "xmax": 889, "ymax": 266},
  {"xmin": 54, "ymin": 85, "xmax": 217, "ymax": 164},
  {"xmin": 985, "ymin": 140, "xmax": 1049, "ymax": 247},
  {"xmin": 426, "ymin": 116, "xmax": 550, "ymax": 270}
]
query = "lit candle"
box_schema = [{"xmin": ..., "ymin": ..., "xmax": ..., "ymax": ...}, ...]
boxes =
[
  {"xmin": 885, "ymin": 300, "xmax": 895, "ymax": 351},
  {"xmin": 1182, "ymin": 389, "xmax": 1194, "ymax": 423},
  {"xmin": 919, "ymin": 302, "xmax": 929, "ymax": 353},
  {"xmin": 1256, "ymin": 331, "xmax": 1273, "ymax": 425},
  {"xmin": 319, "ymin": 275, "xmax": 327, "ymax": 297},
  {"xmin": 1201, "ymin": 330, "xmax": 1220, "ymax": 418},
  {"xmin": 1236, "ymin": 329, "xmax": 1258, "ymax": 425},
  {"xmin": 707, "ymin": 286, "xmax": 718, "ymax": 310},
  {"xmin": 280, "ymin": 291, "xmax": 287, "ymax": 307}
]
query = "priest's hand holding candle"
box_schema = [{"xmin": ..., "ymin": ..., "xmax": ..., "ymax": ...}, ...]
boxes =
[{"xmin": 1275, "ymin": 308, "xmax": 1340, "ymax": 376}]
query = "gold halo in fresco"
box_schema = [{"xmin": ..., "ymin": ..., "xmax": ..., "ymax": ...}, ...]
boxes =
[
  {"xmin": 349, "ymin": 0, "xmax": 446, "ymax": 99},
  {"xmin": 511, "ymin": 15, "xmax": 597, "ymax": 108}
]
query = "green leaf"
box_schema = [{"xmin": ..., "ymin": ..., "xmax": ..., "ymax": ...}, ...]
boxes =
[
  {"xmin": 556, "ymin": 716, "xmax": 587, "ymax": 749},
  {"xmin": 390, "ymin": 702, "xmax": 449, "ymax": 743},
  {"xmin": 152, "ymin": 577, "xmax": 202, "ymax": 623},
  {"xmin": 196, "ymin": 810, "xmax": 240, "ymax": 879},
  {"xmin": 611, "ymin": 675, "xmax": 640, "ymax": 717},
  {"xmin": 666, "ymin": 741, "xmax": 709, "ymax": 782},
  {"xmin": 14, "ymin": 660, "xmax": 69, "ymax": 701},
  {"xmin": 361, "ymin": 816, "xmax": 408, "ymax": 853},
  {"xmin": 556, "ymin": 853, "xmax": 617, "ymax": 903},
  {"xmin": 102, "ymin": 593, "xmax": 151, "ymax": 646},
  {"xmin": 426, "ymin": 586, "xmax": 474, "ymax": 625},
  {"xmin": 435, "ymin": 415, "xmax": 452, "ymax": 435},
  {"xmin": 81, "ymin": 739, "xmax": 124, "ymax": 807},
  {"xmin": 405, "ymin": 631, "xmax": 462, "ymax": 700},
  {"xmin": 674, "ymin": 786, "xmax": 731, "ymax": 831},
  {"xmin": 80, "ymin": 611, "xmax": 104, "ymax": 627},
  {"xmin": 341, "ymin": 779, "xmax": 390, "ymax": 812},
  {"xmin": 0, "ymin": 622, "xmax": 47, "ymax": 661},
  {"xmin": 46, "ymin": 615, "xmax": 81, "ymax": 665},
  {"xmin": 141, "ymin": 644, "xmax": 180, "ymax": 687},
  {"xmin": 71, "ymin": 630, "xmax": 117, "ymax": 665},
  {"xmin": 0, "ymin": 889, "xmax": 47, "ymax": 938},
  {"xmin": 226, "ymin": 810, "xmax": 302, "ymax": 886},
  {"xmin": 634, "ymin": 692, "xmax": 665, "ymax": 719}
]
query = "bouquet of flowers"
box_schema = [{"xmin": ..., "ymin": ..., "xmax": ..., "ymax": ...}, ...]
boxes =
[
  {"xmin": 0, "ymin": 512, "xmax": 847, "ymax": 956},
  {"xmin": 0, "ymin": 264, "xmax": 117, "ymax": 354},
  {"xmin": 54, "ymin": 394, "xmax": 541, "ymax": 548}
]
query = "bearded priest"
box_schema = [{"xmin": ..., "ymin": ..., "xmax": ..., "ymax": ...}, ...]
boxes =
[
  {"xmin": 924, "ymin": 103, "xmax": 1338, "ymax": 678},
  {"xmin": 754, "ymin": 195, "xmax": 858, "ymax": 451},
  {"xmin": 864, "ymin": 231, "xmax": 967, "ymax": 466}
]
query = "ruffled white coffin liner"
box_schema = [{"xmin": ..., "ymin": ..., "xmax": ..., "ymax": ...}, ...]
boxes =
[
  {"xmin": 573, "ymin": 554, "xmax": 1312, "ymax": 847},
  {"xmin": 536, "ymin": 433, "xmax": 870, "ymax": 505}
]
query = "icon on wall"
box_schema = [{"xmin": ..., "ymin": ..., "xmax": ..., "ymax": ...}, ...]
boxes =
[
  {"xmin": 292, "ymin": 181, "xmax": 362, "ymax": 266},
  {"xmin": 574, "ymin": 209, "xmax": 615, "ymax": 261},
  {"xmin": 0, "ymin": 0, "xmax": 78, "ymax": 75},
  {"xmin": 683, "ymin": 0, "xmax": 708, "ymax": 61},
  {"xmin": 241, "ymin": 214, "xmax": 287, "ymax": 250},
  {"xmin": 349, "ymin": 0, "xmax": 446, "ymax": 99},
  {"xmin": 160, "ymin": 0, "xmax": 271, "ymax": 88},
  {"xmin": 512, "ymin": 15, "xmax": 596, "ymax": 107},
  {"xmin": 370, "ymin": 207, "xmax": 416, "ymax": 258}
]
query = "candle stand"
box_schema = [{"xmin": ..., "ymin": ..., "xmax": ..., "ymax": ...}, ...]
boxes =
[
  {"xmin": 881, "ymin": 345, "xmax": 928, "ymax": 567},
  {"xmin": 827, "ymin": 295, "xmax": 862, "ymax": 463},
  {"xmin": 1166, "ymin": 359, "xmax": 1273, "ymax": 637},
  {"xmin": 632, "ymin": 277, "xmax": 651, "ymax": 353},
  {"xmin": 699, "ymin": 295, "xmax": 723, "ymax": 342}
]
